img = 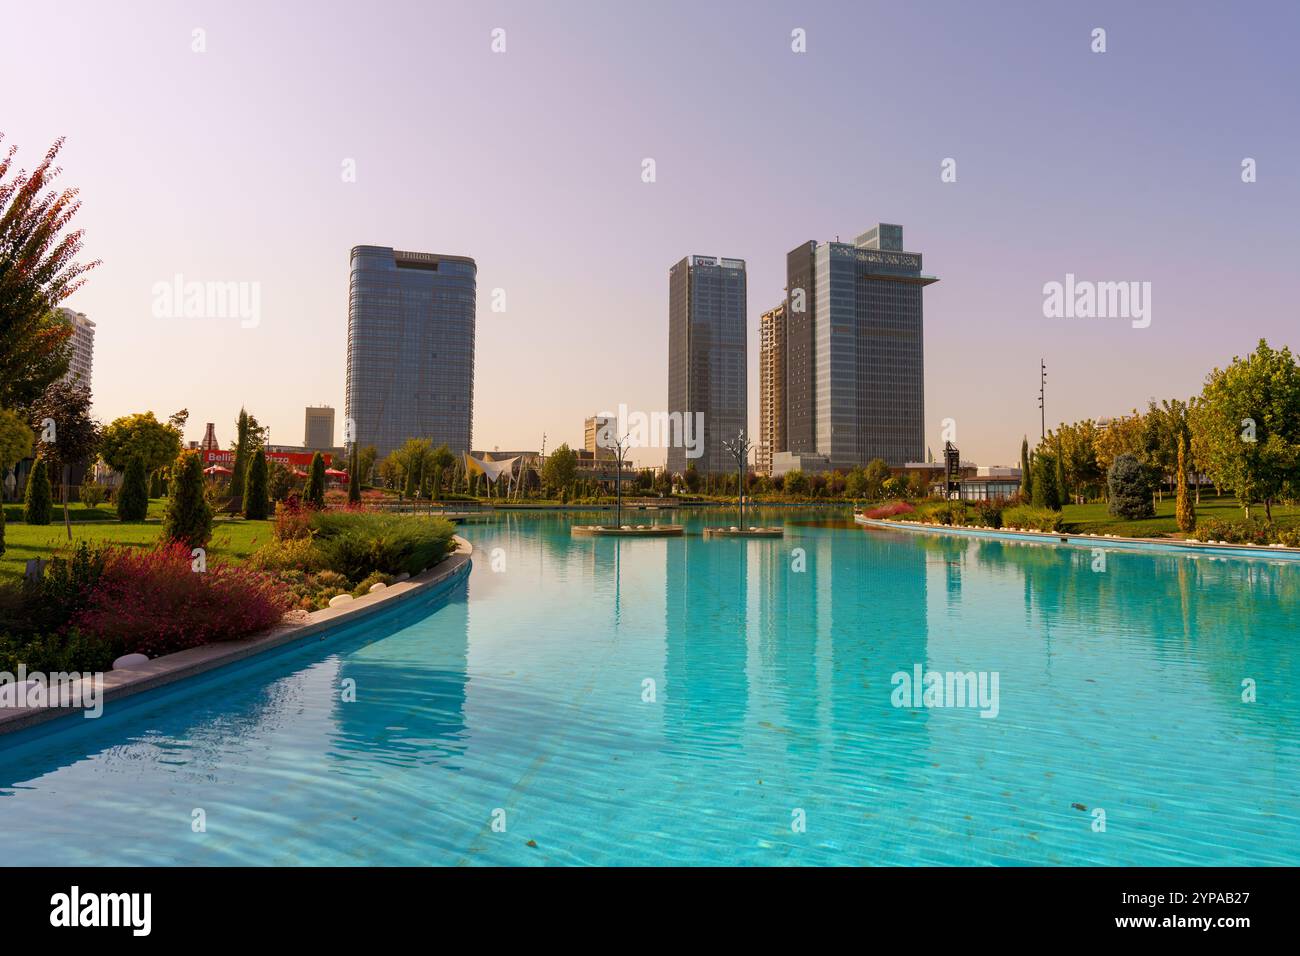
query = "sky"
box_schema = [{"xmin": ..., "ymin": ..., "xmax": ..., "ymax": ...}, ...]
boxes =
[{"xmin": 3, "ymin": 0, "xmax": 1298, "ymax": 467}]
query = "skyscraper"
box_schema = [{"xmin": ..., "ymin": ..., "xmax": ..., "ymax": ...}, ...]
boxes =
[
  {"xmin": 667, "ymin": 255, "xmax": 747, "ymax": 476},
  {"xmin": 782, "ymin": 224, "xmax": 937, "ymax": 470},
  {"xmin": 758, "ymin": 302, "xmax": 786, "ymax": 476},
  {"xmin": 56, "ymin": 307, "xmax": 95, "ymax": 391},
  {"xmin": 304, "ymin": 405, "xmax": 335, "ymax": 450},
  {"xmin": 346, "ymin": 246, "xmax": 476, "ymax": 461}
]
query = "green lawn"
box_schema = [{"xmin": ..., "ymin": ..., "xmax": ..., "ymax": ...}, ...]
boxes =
[
  {"xmin": 1060, "ymin": 494, "xmax": 1300, "ymax": 537},
  {"xmin": 1, "ymin": 499, "xmax": 271, "ymax": 581}
]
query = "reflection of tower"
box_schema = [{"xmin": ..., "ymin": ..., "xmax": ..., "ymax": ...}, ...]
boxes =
[{"xmin": 201, "ymin": 423, "xmax": 219, "ymax": 451}]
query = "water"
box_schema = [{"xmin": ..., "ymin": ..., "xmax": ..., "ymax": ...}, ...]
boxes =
[{"xmin": 2, "ymin": 510, "xmax": 1297, "ymax": 866}]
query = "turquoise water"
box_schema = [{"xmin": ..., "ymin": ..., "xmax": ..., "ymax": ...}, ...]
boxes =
[{"xmin": 2, "ymin": 510, "xmax": 1297, "ymax": 866}]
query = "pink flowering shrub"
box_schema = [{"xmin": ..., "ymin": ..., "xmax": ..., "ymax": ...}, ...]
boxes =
[
  {"xmin": 72, "ymin": 543, "xmax": 293, "ymax": 658},
  {"xmin": 863, "ymin": 501, "xmax": 915, "ymax": 519}
]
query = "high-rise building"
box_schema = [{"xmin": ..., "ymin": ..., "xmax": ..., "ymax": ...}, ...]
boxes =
[
  {"xmin": 304, "ymin": 405, "xmax": 335, "ymax": 450},
  {"xmin": 56, "ymin": 307, "xmax": 95, "ymax": 390},
  {"xmin": 757, "ymin": 302, "xmax": 786, "ymax": 476},
  {"xmin": 346, "ymin": 246, "xmax": 476, "ymax": 461},
  {"xmin": 585, "ymin": 415, "xmax": 615, "ymax": 460},
  {"xmin": 782, "ymin": 224, "xmax": 937, "ymax": 469},
  {"xmin": 667, "ymin": 255, "xmax": 747, "ymax": 476}
]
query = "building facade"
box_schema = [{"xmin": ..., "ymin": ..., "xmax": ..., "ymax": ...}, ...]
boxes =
[
  {"xmin": 304, "ymin": 405, "xmax": 335, "ymax": 450},
  {"xmin": 667, "ymin": 255, "xmax": 747, "ymax": 476},
  {"xmin": 584, "ymin": 415, "xmax": 615, "ymax": 460},
  {"xmin": 783, "ymin": 224, "xmax": 937, "ymax": 469},
  {"xmin": 346, "ymin": 246, "xmax": 476, "ymax": 462},
  {"xmin": 57, "ymin": 307, "xmax": 96, "ymax": 390},
  {"xmin": 757, "ymin": 302, "xmax": 786, "ymax": 476}
]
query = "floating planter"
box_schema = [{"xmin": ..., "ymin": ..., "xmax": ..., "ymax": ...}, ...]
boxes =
[
  {"xmin": 328, "ymin": 593, "xmax": 354, "ymax": 607},
  {"xmin": 703, "ymin": 526, "xmax": 784, "ymax": 538},
  {"xmin": 571, "ymin": 525, "xmax": 684, "ymax": 537}
]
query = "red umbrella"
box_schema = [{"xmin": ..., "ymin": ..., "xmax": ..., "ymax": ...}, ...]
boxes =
[
  {"xmin": 203, "ymin": 464, "xmax": 233, "ymax": 476},
  {"xmin": 325, "ymin": 468, "xmax": 349, "ymax": 480}
]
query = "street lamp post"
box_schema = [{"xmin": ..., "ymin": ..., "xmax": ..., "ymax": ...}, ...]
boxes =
[
  {"xmin": 611, "ymin": 433, "xmax": 633, "ymax": 529},
  {"xmin": 721, "ymin": 430, "xmax": 753, "ymax": 528}
]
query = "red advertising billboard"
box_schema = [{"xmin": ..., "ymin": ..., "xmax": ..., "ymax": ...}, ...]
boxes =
[{"xmin": 201, "ymin": 449, "xmax": 332, "ymax": 468}]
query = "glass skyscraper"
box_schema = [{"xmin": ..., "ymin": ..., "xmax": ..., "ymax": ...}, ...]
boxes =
[
  {"xmin": 346, "ymin": 246, "xmax": 476, "ymax": 462},
  {"xmin": 784, "ymin": 224, "xmax": 937, "ymax": 469},
  {"xmin": 667, "ymin": 255, "xmax": 747, "ymax": 476}
]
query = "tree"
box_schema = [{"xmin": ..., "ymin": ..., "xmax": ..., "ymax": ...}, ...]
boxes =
[
  {"xmin": 243, "ymin": 448, "xmax": 269, "ymax": 519},
  {"xmin": 784, "ymin": 469, "xmax": 809, "ymax": 496},
  {"xmin": 1191, "ymin": 339, "xmax": 1300, "ymax": 522},
  {"xmin": 23, "ymin": 456, "xmax": 52, "ymax": 524},
  {"xmin": 1175, "ymin": 433, "xmax": 1195, "ymax": 533},
  {"xmin": 163, "ymin": 450, "xmax": 213, "ymax": 548},
  {"xmin": 100, "ymin": 411, "xmax": 183, "ymax": 473},
  {"xmin": 844, "ymin": 466, "xmax": 867, "ymax": 499},
  {"xmin": 1054, "ymin": 443, "xmax": 1068, "ymax": 504},
  {"xmin": 304, "ymin": 451, "xmax": 326, "ymax": 508},
  {"xmin": 541, "ymin": 443, "xmax": 577, "ymax": 498},
  {"xmin": 0, "ymin": 136, "xmax": 99, "ymax": 409},
  {"xmin": 0, "ymin": 406, "xmax": 34, "ymax": 478},
  {"xmin": 116, "ymin": 456, "xmax": 149, "ymax": 521},
  {"xmin": 429, "ymin": 443, "xmax": 454, "ymax": 498},
  {"xmin": 230, "ymin": 408, "xmax": 252, "ymax": 500},
  {"xmin": 1031, "ymin": 451, "xmax": 1062, "ymax": 510},
  {"xmin": 357, "ymin": 445, "xmax": 378, "ymax": 486},
  {"xmin": 1019, "ymin": 437, "xmax": 1031, "ymax": 498},
  {"xmin": 28, "ymin": 379, "xmax": 99, "ymax": 534},
  {"xmin": 864, "ymin": 458, "xmax": 890, "ymax": 499},
  {"xmin": 1107, "ymin": 453, "xmax": 1155, "ymax": 519},
  {"xmin": 683, "ymin": 463, "xmax": 701, "ymax": 493},
  {"xmin": 347, "ymin": 445, "xmax": 361, "ymax": 505}
]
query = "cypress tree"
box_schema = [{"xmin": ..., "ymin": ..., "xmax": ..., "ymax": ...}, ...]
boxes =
[
  {"xmin": 1031, "ymin": 452, "xmax": 1061, "ymax": 510},
  {"xmin": 149, "ymin": 469, "xmax": 164, "ymax": 498},
  {"xmin": 347, "ymin": 445, "xmax": 361, "ymax": 505},
  {"xmin": 304, "ymin": 451, "xmax": 326, "ymax": 508},
  {"xmin": 230, "ymin": 408, "xmax": 250, "ymax": 500},
  {"xmin": 1019, "ymin": 438, "xmax": 1032, "ymax": 499},
  {"xmin": 1175, "ymin": 434, "xmax": 1196, "ymax": 532},
  {"xmin": 243, "ymin": 448, "xmax": 269, "ymax": 519},
  {"xmin": 23, "ymin": 457, "xmax": 53, "ymax": 525},
  {"xmin": 163, "ymin": 450, "xmax": 214, "ymax": 547},
  {"xmin": 116, "ymin": 456, "xmax": 149, "ymax": 521}
]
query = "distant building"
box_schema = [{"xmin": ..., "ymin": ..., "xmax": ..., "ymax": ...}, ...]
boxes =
[
  {"xmin": 346, "ymin": 245, "xmax": 476, "ymax": 462},
  {"xmin": 200, "ymin": 423, "xmax": 220, "ymax": 451},
  {"xmin": 585, "ymin": 415, "xmax": 615, "ymax": 460},
  {"xmin": 783, "ymin": 224, "xmax": 937, "ymax": 469},
  {"xmin": 771, "ymin": 451, "xmax": 830, "ymax": 478},
  {"xmin": 304, "ymin": 405, "xmax": 335, "ymax": 450},
  {"xmin": 758, "ymin": 302, "xmax": 786, "ymax": 476},
  {"xmin": 56, "ymin": 307, "xmax": 95, "ymax": 390},
  {"xmin": 667, "ymin": 254, "xmax": 747, "ymax": 476}
]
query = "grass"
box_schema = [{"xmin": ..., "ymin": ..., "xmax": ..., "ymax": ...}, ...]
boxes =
[
  {"xmin": 1060, "ymin": 494, "xmax": 1300, "ymax": 537},
  {"xmin": 1, "ymin": 499, "xmax": 271, "ymax": 581}
]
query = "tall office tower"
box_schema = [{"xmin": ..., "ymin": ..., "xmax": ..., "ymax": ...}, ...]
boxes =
[
  {"xmin": 585, "ymin": 415, "xmax": 615, "ymax": 459},
  {"xmin": 784, "ymin": 224, "xmax": 937, "ymax": 469},
  {"xmin": 56, "ymin": 307, "xmax": 96, "ymax": 390},
  {"xmin": 757, "ymin": 302, "xmax": 786, "ymax": 476},
  {"xmin": 666, "ymin": 255, "xmax": 747, "ymax": 476},
  {"xmin": 346, "ymin": 246, "xmax": 476, "ymax": 461},
  {"xmin": 304, "ymin": 405, "xmax": 336, "ymax": 450}
]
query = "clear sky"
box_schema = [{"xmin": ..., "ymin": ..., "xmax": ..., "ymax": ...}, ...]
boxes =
[{"xmin": 4, "ymin": 0, "xmax": 1297, "ymax": 466}]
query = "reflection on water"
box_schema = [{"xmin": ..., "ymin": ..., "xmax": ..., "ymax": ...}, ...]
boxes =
[{"xmin": 0, "ymin": 510, "xmax": 1296, "ymax": 866}]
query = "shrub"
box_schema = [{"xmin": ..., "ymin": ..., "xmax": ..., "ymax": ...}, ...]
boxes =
[
  {"xmin": 0, "ymin": 627, "xmax": 116, "ymax": 675},
  {"xmin": 1001, "ymin": 505, "xmax": 1064, "ymax": 532},
  {"xmin": 249, "ymin": 536, "xmax": 324, "ymax": 573},
  {"xmin": 274, "ymin": 497, "xmax": 312, "ymax": 541},
  {"xmin": 1107, "ymin": 453, "xmax": 1155, "ymax": 519},
  {"xmin": 923, "ymin": 500, "xmax": 970, "ymax": 526},
  {"xmin": 352, "ymin": 570, "xmax": 394, "ymax": 596},
  {"xmin": 71, "ymin": 543, "xmax": 293, "ymax": 658},
  {"xmin": 243, "ymin": 448, "xmax": 269, "ymax": 520},
  {"xmin": 1193, "ymin": 516, "xmax": 1274, "ymax": 545},
  {"xmin": 79, "ymin": 481, "xmax": 107, "ymax": 509},
  {"xmin": 26, "ymin": 542, "xmax": 107, "ymax": 632},
  {"xmin": 1031, "ymin": 452, "xmax": 1062, "ymax": 511},
  {"xmin": 309, "ymin": 511, "xmax": 455, "ymax": 581},
  {"xmin": 0, "ymin": 498, "xmax": 4, "ymax": 557},
  {"xmin": 163, "ymin": 450, "xmax": 213, "ymax": 548},
  {"xmin": 863, "ymin": 501, "xmax": 915, "ymax": 519},
  {"xmin": 24, "ymin": 457, "xmax": 53, "ymax": 524},
  {"xmin": 116, "ymin": 456, "xmax": 149, "ymax": 521},
  {"xmin": 149, "ymin": 470, "xmax": 164, "ymax": 498},
  {"xmin": 971, "ymin": 499, "xmax": 1004, "ymax": 528}
]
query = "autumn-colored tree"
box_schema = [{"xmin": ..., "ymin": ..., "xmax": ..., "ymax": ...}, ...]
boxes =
[
  {"xmin": 27, "ymin": 379, "xmax": 100, "ymax": 535},
  {"xmin": 100, "ymin": 411, "xmax": 182, "ymax": 473},
  {"xmin": 0, "ymin": 136, "xmax": 99, "ymax": 409}
]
